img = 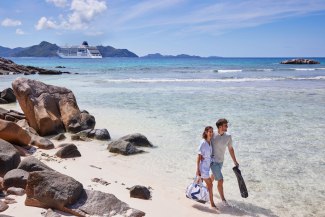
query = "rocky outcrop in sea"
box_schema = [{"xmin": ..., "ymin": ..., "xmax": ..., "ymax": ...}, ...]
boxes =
[
  {"xmin": 0, "ymin": 57, "xmax": 70, "ymax": 75},
  {"xmin": 280, "ymin": 59, "xmax": 320, "ymax": 64}
]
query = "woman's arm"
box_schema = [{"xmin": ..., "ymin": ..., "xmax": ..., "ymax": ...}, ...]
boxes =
[{"xmin": 196, "ymin": 154, "xmax": 202, "ymax": 176}]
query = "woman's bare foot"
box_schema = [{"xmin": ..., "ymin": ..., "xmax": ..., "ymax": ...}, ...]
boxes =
[{"xmin": 211, "ymin": 203, "xmax": 219, "ymax": 210}]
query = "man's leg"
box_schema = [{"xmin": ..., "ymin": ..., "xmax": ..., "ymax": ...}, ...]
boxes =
[
  {"xmin": 211, "ymin": 162, "xmax": 226, "ymax": 201},
  {"xmin": 217, "ymin": 179, "xmax": 226, "ymax": 201}
]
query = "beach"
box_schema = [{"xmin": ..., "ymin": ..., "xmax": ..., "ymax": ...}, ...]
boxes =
[{"xmin": 0, "ymin": 57, "xmax": 325, "ymax": 217}]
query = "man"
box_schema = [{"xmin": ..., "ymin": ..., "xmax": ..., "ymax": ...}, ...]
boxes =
[{"xmin": 211, "ymin": 118, "xmax": 239, "ymax": 205}]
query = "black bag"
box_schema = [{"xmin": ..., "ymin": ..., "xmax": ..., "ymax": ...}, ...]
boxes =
[{"xmin": 233, "ymin": 166, "xmax": 248, "ymax": 198}]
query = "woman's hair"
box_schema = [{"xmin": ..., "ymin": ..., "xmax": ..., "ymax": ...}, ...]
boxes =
[{"xmin": 202, "ymin": 126, "xmax": 213, "ymax": 139}]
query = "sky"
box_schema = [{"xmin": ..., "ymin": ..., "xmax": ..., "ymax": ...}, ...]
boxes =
[{"xmin": 0, "ymin": 0, "xmax": 325, "ymax": 57}]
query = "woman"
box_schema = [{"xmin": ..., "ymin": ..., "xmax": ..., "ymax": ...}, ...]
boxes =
[{"xmin": 196, "ymin": 126, "xmax": 217, "ymax": 208}]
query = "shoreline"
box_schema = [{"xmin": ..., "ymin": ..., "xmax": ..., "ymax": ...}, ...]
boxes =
[{"xmin": 0, "ymin": 101, "xmax": 250, "ymax": 217}]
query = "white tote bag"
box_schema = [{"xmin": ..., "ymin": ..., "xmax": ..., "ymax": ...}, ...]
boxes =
[{"xmin": 185, "ymin": 177, "xmax": 209, "ymax": 203}]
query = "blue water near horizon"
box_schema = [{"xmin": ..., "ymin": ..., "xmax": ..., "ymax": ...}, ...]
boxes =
[{"xmin": 1, "ymin": 57, "xmax": 325, "ymax": 217}]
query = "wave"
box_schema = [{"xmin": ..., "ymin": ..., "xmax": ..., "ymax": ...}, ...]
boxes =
[
  {"xmin": 214, "ymin": 68, "xmax": 325, "ymax": 73},
  {"xmin": 102, "ymin": 76, "xmax": 325, "ymax": 83},
  {"xmin": 252, "ymin": 68, "xmax": 274, "ymax": 71},
  {"xmin": 289, "ymin": 68, "xmax": 325, "ymax": 71},
  {"xmin": 214, "ymin": 69, "xmax": 243, "ymax": 73}
]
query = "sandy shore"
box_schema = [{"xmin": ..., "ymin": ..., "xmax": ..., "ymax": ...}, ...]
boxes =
[{"xmin": 0, "ymin": 102, "xmax": 251, "ymax": 217}]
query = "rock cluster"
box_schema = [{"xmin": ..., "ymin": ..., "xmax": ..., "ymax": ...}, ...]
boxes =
[
  {"xmin": 0, "ymin": 77, "xmax": 153, "ymax": 216},
  {"xmin": 280, "ymin": 59, "xmax": 320, "ymax": 64},
  {"xmin": 0, "ymin": 57, "xmax": 70, "ymax": 75}
]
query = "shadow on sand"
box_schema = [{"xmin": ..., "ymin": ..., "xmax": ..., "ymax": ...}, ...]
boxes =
[{"xmin": 192, "ymin": 200, "xmax": 279, "ymax": 217}]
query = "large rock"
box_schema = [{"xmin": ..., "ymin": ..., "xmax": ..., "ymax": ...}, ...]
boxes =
[
  {"xmin": 0, "ymin": 119, "xmax": 54, "ymax": 149},
  {"xmin": 0, "ymin": 119, "xmax": 31, "ymax": 147},
  {"xmin": 12, "ymin": 78, "xmax": 96, "ymax": 136},
  {"xmin": 25, "ymin": 170, "xmax": 83, "ymax": 210},
  {"xmin": 0, "ymin": 139, "xmax": 21, "ymax": 177},
  {"xmin": 120, "ymin": 133, "xmax": 153, "ymax": 147},
  {"xmin": 107, "ymin": 140, "xmax": 144, "ymax": 155},
  {"xmin": 130, "ymin": 185, "xmax": 151, "ymax": 200},
  {"xmin": 55, "ymin": 144, "xmax": 81, "ymax": 158},
  {"xmin": 17, "ymin": 156, "xmax": 53, "ymax": 172},
  {"xmin": 67, "ymin": 189, "xmax": 145, "ymax": 217},
  {"xmin": 3, "ymin": 169, "xmax": 29, "ymax": 189},
  {"xmin": 1, "ymin": 88, "xmax": 16, "ymax": 103},
  {"xmin": 280, "ymin": 59, "xmax": 320, "ymax": 64}
]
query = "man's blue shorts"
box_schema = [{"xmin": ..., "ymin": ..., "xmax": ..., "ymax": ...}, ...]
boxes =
[{"xmin": 211, "ymin": 162, "xmax": 224, "ymax": 181}]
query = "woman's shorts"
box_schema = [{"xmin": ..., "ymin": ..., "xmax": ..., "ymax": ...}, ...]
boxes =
[{"xmin": 199, "ymin": 161, "xmax": 211, "ymax": 179}]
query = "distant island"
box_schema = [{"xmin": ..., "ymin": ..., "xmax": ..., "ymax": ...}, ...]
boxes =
[
  {"xmin": 0, "ymin": 42, "xmax": 222, "ymax": 58},
  {"xmin": 141, "ymin": 53, "xmax": 222, "ymax": 59},
  {"xmin": 0, "ymin": 41, "xmax": 138, "ymax": 58}
]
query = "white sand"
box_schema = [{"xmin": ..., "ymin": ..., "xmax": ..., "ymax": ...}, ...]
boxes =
[{"xmin": 2, "ymin": 137, "xmax": 250, "ymax": 217}]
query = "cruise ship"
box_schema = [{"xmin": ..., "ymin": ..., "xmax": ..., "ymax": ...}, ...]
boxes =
[{"xmin": 57, "ymin": 41, "xmax": 102, "ymax": 58}]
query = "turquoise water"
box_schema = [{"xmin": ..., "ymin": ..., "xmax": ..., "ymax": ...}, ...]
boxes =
[{"xmin": 1, "ymin": 57, "xmax": 325, "ymax": 217}]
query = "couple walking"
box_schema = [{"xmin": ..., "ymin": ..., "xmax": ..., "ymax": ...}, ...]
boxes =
[{"xmin": 196, "ymin": 118, "xmax": 239, "ymax": 209}]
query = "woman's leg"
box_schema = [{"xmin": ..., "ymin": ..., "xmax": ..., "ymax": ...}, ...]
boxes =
[{"xmin": 203, "ymin": 178, "xmax": 217, "ymax": 208}]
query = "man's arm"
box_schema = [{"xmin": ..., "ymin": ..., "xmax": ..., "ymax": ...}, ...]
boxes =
[{"xmin": 228, "ymin": 146, "xmax": 239, "ymax": 166}]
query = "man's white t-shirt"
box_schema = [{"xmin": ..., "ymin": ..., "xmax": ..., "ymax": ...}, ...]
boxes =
[{"xmin": 211, "ymin": 132, "xmax": 233, "ymax": 163}]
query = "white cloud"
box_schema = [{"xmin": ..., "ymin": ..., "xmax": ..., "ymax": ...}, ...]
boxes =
[
  {"xmin": 46, "ymin": 0, "xmax": 68, "ymax": 8},
  {"xmin": 37, "ymin": 0, "xmax": 107, "ymax": 30},
  {"xmin": 15, "ymin": 28, "xmax": 25, "ymax": 35},
  {"xmin": 1, "ymin": 18, "xmax": 22, "ymax": 27},
  {"xmin": 35, "ymin": 17, "xmax": 59, "ymax": 30}
]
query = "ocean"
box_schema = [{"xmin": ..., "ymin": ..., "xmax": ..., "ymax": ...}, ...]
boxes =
[{"xmin": 1, "ymin": 57, "xmax": 324, "ymax": 217}]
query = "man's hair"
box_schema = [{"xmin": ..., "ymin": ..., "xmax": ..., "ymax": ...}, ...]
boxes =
[{"xmin": 216, "ymin": 118, "xmax": 228, "ymax": 128}]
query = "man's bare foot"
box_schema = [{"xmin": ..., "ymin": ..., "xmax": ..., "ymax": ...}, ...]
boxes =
[{"xmin": 221, "ymin": 200, "xmax": 230, "ymax": 206}]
